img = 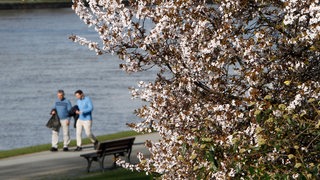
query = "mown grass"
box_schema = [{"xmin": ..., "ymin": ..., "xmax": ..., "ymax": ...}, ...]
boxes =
[
  {"xmin": 78, "ymin": 168, "xmax": 154, "ymax": 180},
  {"xmin": 0, "ymin": 130, "xmax": 139, "ymax": 159}
]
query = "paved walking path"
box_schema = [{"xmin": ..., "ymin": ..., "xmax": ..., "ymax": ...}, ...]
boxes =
[{"xmin": 0, "ymin": 132, "xmax": 160, "ymax": 180}]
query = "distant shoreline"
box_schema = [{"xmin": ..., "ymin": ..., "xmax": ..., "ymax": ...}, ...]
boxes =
[{"xmin": 0, "ymin": 2, "xmax": 72, "ymax": 10}]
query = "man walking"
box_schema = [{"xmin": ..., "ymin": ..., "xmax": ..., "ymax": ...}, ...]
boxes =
[
  {"xmin": 50, "ymin": 89, "xmax": 72, "ymax": 152},
  {"xmin": 74, "ymin": 90, "xmax": 99, "ymax": 151}
]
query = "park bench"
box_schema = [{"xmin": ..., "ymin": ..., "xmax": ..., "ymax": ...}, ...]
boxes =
[{"xmin": 80, "ymin": 137, "xmax": 135, "ymax": 172}]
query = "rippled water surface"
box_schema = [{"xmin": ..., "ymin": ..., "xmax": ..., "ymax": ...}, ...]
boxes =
[{"xmin": 0, "ymin": 8, "xmax": 154, "ymax": 150}]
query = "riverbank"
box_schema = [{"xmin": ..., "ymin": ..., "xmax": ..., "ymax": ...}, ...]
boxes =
[
  {"xmin": 0, "ymin": 131, "xmax": 139, "ymax": 159},
  {"xmin": 0, "ymin": 0, "xmax": 72, "ymax": 9},
  {"xmin": 0, "ymin": 0, "xmax": 131, "ymax": 9}
]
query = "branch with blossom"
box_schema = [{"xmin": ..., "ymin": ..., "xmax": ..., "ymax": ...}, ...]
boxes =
[{"xmin": 71, "ymin": 0, "xmax": 320, "ymax": 179}]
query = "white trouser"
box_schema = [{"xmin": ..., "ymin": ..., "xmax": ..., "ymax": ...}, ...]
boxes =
[
  {"xmin": 76, "ymin": 119, "xmax": 97, "ymax": 147},
  {"xmin": 52, "ymin": 119, "xmax": 70, "ymax": 148}
]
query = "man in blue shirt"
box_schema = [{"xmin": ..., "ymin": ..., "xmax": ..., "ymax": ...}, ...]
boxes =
[
  {"xmin": 50, "ymin": 89, "xmax": 72, "ymax": 152},
  {"xmin": 74, "ymin": 90, "xmax": 99, "ymax": 151}
]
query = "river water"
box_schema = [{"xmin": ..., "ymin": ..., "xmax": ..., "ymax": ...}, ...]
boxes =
[{"xmin": 0, "ymin": 8, "xmax": 154, "ymax": 150}]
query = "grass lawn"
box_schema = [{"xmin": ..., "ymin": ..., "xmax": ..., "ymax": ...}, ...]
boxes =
[{"xmin": 79, "ymin": 168, "xmax": 154, "ymax": 180}]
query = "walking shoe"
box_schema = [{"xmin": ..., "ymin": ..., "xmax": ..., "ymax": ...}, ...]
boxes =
[
  {"xmin": 50, "ymin": 147, "xmax": 58, "ymax": 152},
  {"xmin": 63, "ymin": 147, "xmax": 69, "ymax": 152},
  {"xmin": 74, "ymin": 146, "xmax": 82, "ymax": 151},
  {"xmin": 93, "ymin": 141, "xmax": 99, "ymax": 150}
]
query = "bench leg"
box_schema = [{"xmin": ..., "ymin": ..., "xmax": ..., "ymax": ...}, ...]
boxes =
[
  {"xmin": 84, "ymin": 157, "xmax": 93, "ymax": 172},
  {"xmin": 128, "ymin": 148, "xmax": 132, "ymax": 162},
  {"xmin": 113, "ymin": 154, "xmax": 120, "ymax": 167},
  {"xmin": 99, "ymin": 156, "xmax": 106, "ymax": 172}
]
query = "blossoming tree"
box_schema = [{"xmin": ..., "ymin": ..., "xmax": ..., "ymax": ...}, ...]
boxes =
[{"xmin": 71, "ymin": 0, "xmax": 320, "ymax": 179}]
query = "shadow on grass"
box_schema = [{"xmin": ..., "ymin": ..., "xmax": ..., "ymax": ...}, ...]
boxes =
[{"xmin": 78, "ymin": 167, "xmax": 154, "ymax": 180}]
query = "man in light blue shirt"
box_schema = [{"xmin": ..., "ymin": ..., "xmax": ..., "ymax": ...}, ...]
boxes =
[
  {"xmin": 50, "ymin": 89, "xmax": 72, "ymax": 152},
  {"xmin": 74, "ymin": 90, "xmax": 99, "ymax": 151}
]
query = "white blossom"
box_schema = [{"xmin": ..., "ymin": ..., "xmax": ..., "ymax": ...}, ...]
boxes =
[{"xmin": 72, "ymin": 0, "xmax": 320, "ymax": 179}]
